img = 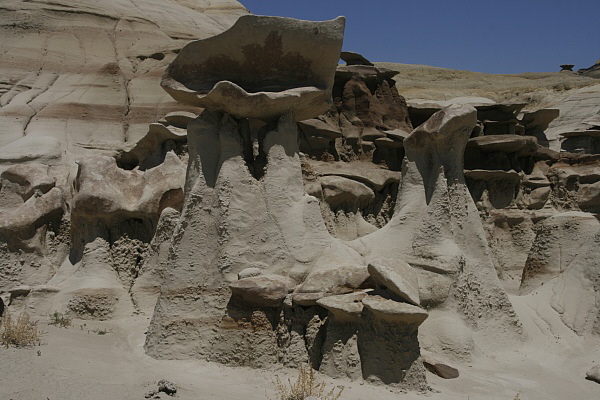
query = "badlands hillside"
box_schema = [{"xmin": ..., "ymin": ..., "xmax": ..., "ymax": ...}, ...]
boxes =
[{"xmin": 1, "ymin": 1, "xmax": 600, "ymax": 400}]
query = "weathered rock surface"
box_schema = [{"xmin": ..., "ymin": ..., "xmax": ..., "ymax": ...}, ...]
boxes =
[
  {"xmin": 229, "ymin": 275, "xmax": 295, "ymax": 307},
  {"xmin": 362, "ymin": 295, "xmax": 428, "ymax": 325},
  {"xmin": 316, "ymin": 292, "xmax": 366, "ymax": 322},
  {"xmin": 367, "ymin": 260, "xmax": 420, "ymax": 306},
  {"xmin": 161, "ymin": 15, "xmax": 346, "ymax": 121}
]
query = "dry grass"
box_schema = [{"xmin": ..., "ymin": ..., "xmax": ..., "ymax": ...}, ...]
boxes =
[
  {"xmin": 375, "ymin": 61, "xmax": 598, "ymax": 109},
  {"xmin": 272, "ymin": 364, "xmax": 344, "ymax": 400},
  {"xmin": 1, "ymin": 309, "xmax": 41, "ymax": 348}
]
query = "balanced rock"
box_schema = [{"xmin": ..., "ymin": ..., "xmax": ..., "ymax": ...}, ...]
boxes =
[
  {"xmin": 362, "ymin": 295, "xmax": 428, "ymax": 325},
  {"xmin": 229, "ymin": 274, "xmax": 296, "ymax": 307},
  {"xmin": 161, "ymin": 15, "xmax": 346, "ymax": 121},
  {"xmin": 317, "ymin": 291, "xmax": 366, "ymax": 322},
  {"xmin": 367, "ymin": 259, "xmax": 420, "ymax": 306},
  {"xmin": 467, "ymin": 135, "xmax": 538, "ymax": 155}
]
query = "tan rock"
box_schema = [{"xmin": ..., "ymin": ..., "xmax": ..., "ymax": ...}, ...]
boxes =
[
  {"xmin": 320, "ymin": 176, "xmax": 375, "ymax": 210},
  {"xmin": 317, "ymin": 292, "xmax": 366, "ymax": 322},
  {"xmin": 229, "ymin": 275, "xmax": 296, "ymax": 307},
  {"xmin": 161, "ymin": 15, "xmax": 346, "ymax": 121},
  {"xmin": 367, "ymin": 260, "xmax": 420, "ymax": 306},
  {"xmin": 362, "ymin": 295, "xmax": 428, "ymax": 325}
]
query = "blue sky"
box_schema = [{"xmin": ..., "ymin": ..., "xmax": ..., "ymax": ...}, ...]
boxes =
[{"xmin": 239, "ymin": 0, "xmax": 600, "ymax": 74}]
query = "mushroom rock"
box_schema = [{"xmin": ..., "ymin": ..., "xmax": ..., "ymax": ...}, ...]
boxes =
[
  {"xmin": 353, "ymin": 104, "xmax": 522, "ymax": 352},
  {"xmin": 560, "ymin": 64, "xmax": 575, "ymax": 72},
  {"xmin": 362, "ymin": 295, "xmax": 428, "ymax": 325},
  {"xmin": 146, "ymin": 15, "xmax": 370, "ymax": 367},
  {"xmin": 161, "ymin": 15, "xmax": 346, "ymax": 122},
  {"xmin": 316, "ymin": 291, "xmax": 366, "ymax": 323}
]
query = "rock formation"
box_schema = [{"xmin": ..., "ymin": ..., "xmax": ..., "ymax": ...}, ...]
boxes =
[{"xmin": 0, "ymin": 2, "xmax": 599, "ymax": 397}]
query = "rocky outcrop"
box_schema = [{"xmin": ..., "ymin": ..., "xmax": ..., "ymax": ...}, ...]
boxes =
[
  {"xmin": 354, "ymin": 105, "xmax": 522, "ymax": 355},
  {"xmin": 298, "ymin": 60, "xmax": 413, "ymax": 165}
]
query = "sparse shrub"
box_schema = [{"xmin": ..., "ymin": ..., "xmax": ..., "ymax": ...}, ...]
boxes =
[
  {"xmin": 0, "ymin": 309, "xmax": 41, "ymax": 347},
  {"xmin": 272, "ymin": 364, "xmax": 344, "ymax": 400},
  {"xmin": 49, "ymin": 311, "xmax": 71, "ymax": 328}
]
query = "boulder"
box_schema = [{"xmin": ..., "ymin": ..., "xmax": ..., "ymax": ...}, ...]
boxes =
[
  {"xmin": 362, "ymin": 295, "xmax": 428, "ymax": 325},
  {"xmin": 320, "ymin": 175, "xmax": 375, "ymax": 210},
  {"xmin": 161, "ymin": 15, "xmax": 346, "ymax": 121},
  {"xmin": 422, "ymin": 356, "xmax": 460, "ymax": 379},
  {"xmin": 467, "ymin": 135, "xmax": 538, "ymax": 154},
  {"xmin": 308, "ymin": 160, "xmax": 401, "ymax": 191},
  {"xmin": 316, "ymin": 291, "xmax": 366, "ymax": 322},
  {"xmin": 367, "ymin": 260, "xmax": 420, "ymax": 306},
  {"xmin": 229, "ymin": 274, "xmax": 296, "ymax": 307}
]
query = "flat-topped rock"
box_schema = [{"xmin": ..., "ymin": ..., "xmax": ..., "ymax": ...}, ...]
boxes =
[
  {"xmin": 229, "ymin": 274, "xmax": 296, "ymax": 307},
  {"xmin": 362, "ymin": 295, "xmax": 428, "ymax": 325},
  {"xmin": 161, "ymin": 15, "xmax": 346, "ymax": 121},
  {"xmin": 465, "ymin": 169, "xmax": 522, "ymax": 182},
  {"xmin": 367, "ymin": 260, "xmax": 420, "ymax": 306},
  {"xmin": 298, "ymin": 118, "xmax": 342, "ymax": 139},
  {"xmin": 291, "ymin": 291, "xmax": 325, "ymax": 307},
  {"xmin": 308, "ymin": 160, "xmax": 401, "ymax": 191},
  {"xmin": 317, "ymin": 291, "xmax": 366, "ymax": 322},
  {"xmin": 467, "ymin": 134, "xmax": 538, "ymax": 154},
  {"xmin": 164, "ymin": 111, "xmax": 198, "ymax": 129}
]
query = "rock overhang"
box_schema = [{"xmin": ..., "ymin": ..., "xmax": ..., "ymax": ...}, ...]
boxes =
[{"xmin": 161, "ymin": 14, "xmax": 346, "ymax": 121}]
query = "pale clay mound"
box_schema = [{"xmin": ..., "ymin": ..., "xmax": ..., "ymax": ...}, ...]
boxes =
[{"xmin": 1, "ymin": 1, "xmax": 600, "ymax": 399}]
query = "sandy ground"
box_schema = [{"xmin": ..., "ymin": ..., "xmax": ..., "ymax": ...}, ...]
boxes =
[{"xmin": 2, "ymin": 294, "xmax": 599, "ymax": 400}]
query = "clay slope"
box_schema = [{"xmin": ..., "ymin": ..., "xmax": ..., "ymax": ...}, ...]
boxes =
[{"xmin": 0, "ymin": 0, "xmax": 248, "ymax": 158}]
